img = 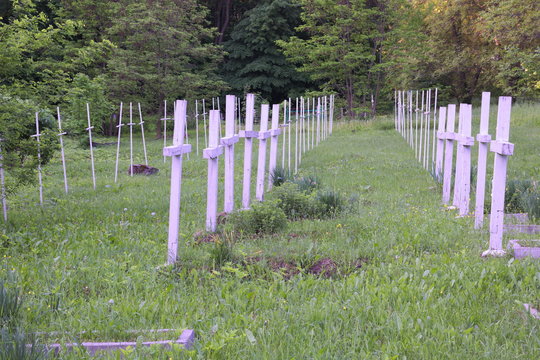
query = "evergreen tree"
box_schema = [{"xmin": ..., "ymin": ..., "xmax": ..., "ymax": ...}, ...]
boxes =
[{"xmin": 222, "ymin": 0, "xmax": 309, "ymax": 103}]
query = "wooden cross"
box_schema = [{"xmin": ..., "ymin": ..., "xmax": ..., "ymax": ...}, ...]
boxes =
[
  {"xmin": 0, "ymin": 137, "xmax": 7, "ymax": 222},
  {"xmin": 483, "ymin": 97, "xmax": 514, "ymax": 257},
  {"xmin": 240, "ymin": 94, "xmax": 256, "ymax": 209},
  {"xmin": 128, "ymin": 103, "xmax": 135, "ymax": 176},
  {"xmin": 114, "ymin": 102, "xmax": 124, "ymax": 183},
  {"xmin": 221, "ymin": 95, "xmax": 239, "ymax": 213},
  {"xmin": 456, "ymin": 104, "xmax": 474, "ymax": 217},
  {"xmin": 435, "ymin": 107, "xmax": 447, "ymax": 182},
  {"xmin": 474, "ymin": 92, "xmax": 492, "ymax": 229},
  {"xmin": 442, "ymin": 104, "xmax": 456, "ymax": 205},
  {"xmin": 203, "ymin": 110, "xmax": 223, "ymax": 232},
  {"xmin": 56, "ymin": 107, "xmax": 68, "ymax": 193},
  {"xmin": 268, "ymin": 104, "xmax": 282, "ymax": 189},
  {"xmin": 31, "ymin": 112, "xmax": 44, "ymax": 204},
  {"xmin": 86, "ymin": 103, "xmax": 96, "ymax": 189},
  {"xmin": 163, "ymin": 100, "xmax": 192, "ymax": 264},
  {"xmin": 256, "ymin": 104, "xmax": 271, "ymax": 201},
  {"xmin": 138, "ymin": 103, "xmax": 148, "ymax": 166}
]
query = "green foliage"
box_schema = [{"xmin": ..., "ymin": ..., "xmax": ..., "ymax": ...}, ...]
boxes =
[
  {"xmin": 270, "ymin": 182, "xmax": 320, "ymax": 219},
  {"xmin": 292, "ymin": 174, "xmax": 320, "ymax": 193},
  {"xmin": 316, "ymin": 189, "xmax": 346, "ymax": 217},
  {"xmin": 0, "ymin": 328, "xmax": 48, "ymax": 360},
  {"xmin": 208, "ymin": 237, "xmax": 236, "ymax": 268},
  {"xmin": 0, "ymin": 94, "xmax": 58, "ymax": 192},
  {"xmin": 64, "ymin": 74, "xmax": 113, "ymax": 136},
  {"xmin": 270, "ymin": 166, "xmax": 292, "ymax": 187},
  {"xmin": 0, "ymin": 281, "xmax": 20, "ymax": 328},
  {"xmin": 227, "ymin": 201, "xmax": 287, "ymax": 234},
  {"xmin": 223, "ymin": 0, "xmax": 309, "ymax": 102},
  {"xmin": 505, "ymin": 179, "xmax": 540, "ymax": 221}
]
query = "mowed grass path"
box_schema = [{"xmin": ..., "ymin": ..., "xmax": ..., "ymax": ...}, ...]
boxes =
[{"xmin": 3, "ymin": 109, "xmax": 540, "ymax": 358}]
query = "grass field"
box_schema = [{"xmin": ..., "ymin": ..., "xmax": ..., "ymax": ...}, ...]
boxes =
[{"xmin": 1, "ymin": 102, "xmax": 539, "ymax": 359}]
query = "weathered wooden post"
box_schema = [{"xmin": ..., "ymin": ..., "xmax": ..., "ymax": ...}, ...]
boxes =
[
  {"xmin": 31, "ymin": 112, "xmax": 44, "ymax": 204},
  {"xmin": 161, "ymin": 100, "xmax": 171, "ymax": 163},
  {"xmin": 306, "ymin": 98, "xmax": 310, "ymax": 151},
  {"xmin": 474, "ymin": 92, "xmax": 492, "ymax": 229},
  {"xmin": 128, "ymin": 103, "xmax": 135, "ymax": 176},
  {"xmin": 138, "ymin": 103, "xmax": 148, "ymax": 166},
  {"xmin": 0, "ymin": 138, "xmax": 6, "ymax": 222},
  {"xmin": 163, "ymin": 100, "xmax": 191, "ymax": 264},
  {"xmin": 329, "ymin": 94, "xmax": 334, "ymax": 134},
  {"xmin": 256, "ymin": 105, "xmax": 270, "ymax": 201},
  {"xmin": 222, "ymin": 95, "xmax": 239, "ymax": 213},
  {"xmin": 295, "ymin": 97, "xmax": 299, "ymax": 174},
  {"xmin": 114, "ymin": 103, "xmax": 124, "ymax": 183},
  {"xmin": 203, "ymin": 99, "xmax": 208, "ymax": 148},
  {"xmin": 240, "ymin": 94, "xmax": 256, "ymax": 209},
  {"xmin": 312, "ymin": 97, "xmax": 316, "ymax": 148},
  {"xmin": 452, "ymin": 104, "xmax": 466, "ymax": 207},
  {"xmin": 204, "ymin": 110, "xmax": 222, "ymax": 231},
  {"xmin": 195, "ymin": 100, "xmax": 200, "ymax": 155},
  {"xmin": 56, "ymin": 107, "xmax": 68, "ymax": 193},
  {"xmin": 415, "ymin": 90, "xmax": 419, "ymax": 158},
  {"xmin": 431, "ymin": 88, "xmax": 438, "ymax": 172},
  {"xmin": 435, "ymin": 107, "xmax": 447, "ymax": 182},
  {"xmin": 288, "ymin": 97, "xmax": 291, "ymax": 171},
  {"xmin": 457, "ymin": 104, "xmax": 474, "ymax": 217},
  {"xmin": 442, "ymin": 104, "xmax": 456, "ymax": 204},
  {"xmin": 282, "ymin": 100, "xmax": 287, "ymax": 169},
  {"xmin": 483, "ymin": 97, "xmax": 513, "ymax": 257},
  {"xmin": 268, "ymin": 104, "xmax": 281, "ymax": 189},
  {"xmin": 86, "ymin": 103, "xmax": 96, "ymax": 189},
  {"xmin": 418, "ymin": 91, "xmax": 424, "ymax": 163},
  {"xmin": 316, "ymin": 97, "xmax": 321, "ymax": 146},
  {"xmin": 424, "ymin": 89, "xmax": 431, "ymax": 169}
]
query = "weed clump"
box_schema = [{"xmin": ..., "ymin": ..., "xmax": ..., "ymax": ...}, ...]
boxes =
[
  {"xmin": 270, "ymin": 183, "xmax": 320, "ymax": 219},
  {"xmin": 505, "ymin": 179, "xmax": 540, "ymax": 221},
  {"xmin": 227, "ymin": 201, "xmax": 287, "ymax": 235},
  {"xmin": 270, "ymin": 166, "xmax": 292, "ymax": 187}
]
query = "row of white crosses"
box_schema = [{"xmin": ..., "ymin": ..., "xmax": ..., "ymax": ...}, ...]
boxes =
[
  {"xmin": 395, "ymin": 89, "xmax": 439, "ymax": 172},
  {"xmin": 164, "ymin": 93, "xmax": 335, "ymax": 264},
  {"xmin": 396, "ymin": 91, "xmax": 515, "ymax": 256}
]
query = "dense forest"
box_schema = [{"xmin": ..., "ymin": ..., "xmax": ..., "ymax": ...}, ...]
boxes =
[{"xmin": 0, "ymin": 0, "xmax": 538, "ymax": 142}]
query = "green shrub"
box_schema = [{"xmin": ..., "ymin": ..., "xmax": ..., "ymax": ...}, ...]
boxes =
[
  {"xmin": 270, "ymin": 182, "xmax": 320, "ymax": 219},
  {"xmin": 208, "ymin": 238, "xmax": 235, "ymax": 268},
  {"xmin": 0, "ymin": 328, "xmax": 48, "ymax": 360},
  {"xmin": 270, "ymin": 166, "xmax": 292, "ymax": 187},
  {"xmin": 227, "ymin": 201, "xmax": 287, "ymax": 234},
  {"xmin": 505, "ymin": 179, "xmax": 533, "ymax": 213},
  {"xmin": 0, "ymin": 281, "xmax": 21, "ymax": 328},
  {"xmin": 316, "ymin": 189, "xmax": 346, "ymax": 217},
  {"xmin": 293, "ymin": 175, "xmax": 320, "ymax": 193}
]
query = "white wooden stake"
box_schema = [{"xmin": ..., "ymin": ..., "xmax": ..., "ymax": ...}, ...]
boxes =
[
  {"xmin": 442, "ymin": 104, "xmax": 456, "ymax": 205},
  {"xmin": 452, "ymin": 104, "xmax": 465, "ymax": 207},
  {"xmin": 86, "ymin": 103, "xmax": 96, "ymax": 189},
  {"xmin": 195, "ymin": 100, "xmax": 200, "ymax": 155},
  {"xmin": 204, "ymin": 110, "xmax": 222, "ymax": 231},
  {"xmin": 312, "ymin": 97, "xmax": 316, "ymax": 149},
  {"xmin": 56, "ymin": 107, "xmax": 68, "ymax": 193},
  {"xmin": 222, "ymin": 95, "xmax": 239, "ymax": 213},
  {"xmin": 295, "ymin": 97, "xmax": 298, "ymax": 174},
  {"xmin": 202, "ymin": 99, "xmax": 208, "ymax": 148},
  {"xmin": 415, "ymin": 91, "xmax": 419, "ymax": 158},
  {"xmin": 288, "ymin": 98, "xmax": 291, "ymax": 172},
  {"xmin": 240, "ymin": 94, "xmax": 256, "ymax": 209},
  {"xmin": 419, "ymin": 91, "xmax": 424, "ymax": 163},
  {"xmin": 330, "ymin": 95, "xmax": 334, "ymax": 134},
  {"xmin": 483, "ymin": 97, "xmax": 513, "ymax": 256},
  {"xmin": 163, "ymin": 100, "xmax": 191, "ymax": 264},
  {"xmin": 282, "ymin": 100, "xmax": 286, "ymax": 168},
  {"xmin": 431, "ymin": 88, "xmax": 438, "ymax": 172},
  {"xmin": 256, "ymin": 105, "xmax": 270, "ymax": 201},
  {"xmin": 138, "ymin": 103, "xmax": 148, "ymax": 166},
  {"xmin": 474, "ymin": 92, "xmax": 492, "ymax": 229},
  {"xmin": 114, "ymin": 103, "xmax": 124, "ymax": 183},
  {"xmin": 435, "ymin": 107, "xmax": 447, "ymax": 182},
  {"xmin": 128, "ymin": 103, "xmax": 134, "ymax": 176},
  {"xmin": 268, "ymin": 104, "xmax": 281, "ymax": 189},
  {"xmin": 306, "ymin": 98, "xmax": 310, "ymax": 151},
  {"xmin": 0, "ymin": 139, "xmax": 7, "ymax": 222},
  {"xmin": 162, "ymin": 100, "xmax": 168, "ymax": 163},
  {"xmin": 424, "ymin": 89, "xmax": 431, "ymax": 169},
  {"xmin": 457, "ymin": 104, "xmax": 474, "ymax": 217}
]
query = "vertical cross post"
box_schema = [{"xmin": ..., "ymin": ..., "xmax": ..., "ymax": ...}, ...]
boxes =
[
  {"xmin": 415, "ymin": 90, "xmax": 419, "ymax": 158},
  {"xmin": 240, "ymin": 94, "xmax": 256, "ymax": 209},
  {"xmin": 162, "ymin": 100, "xmax": 169, "ymax": 163},
  {"xmin": 442, "ymin": 104, "xmax": 456, "ymax": 204},
  {"xmin": 0, "ymin": 138, "xmax": 6, "ymax": 222},
  {"xmin": 282, "ymin": 100, "xmax": 287, "ymax": 169},
  {"xmin": 204, "ymin": 110, "xmax": 222, "ymax": 232},
  {"xmin": 128, "ymin": 103, "xmax": 135, "ymax": 176},
  {"xmin": 256, "ymin": 105, "xmax": 270, "ymax": 201},
  {"xmin": 452, "ymin": 104, "xmax": 466, "ymax": 207},
  {"xmin": 457, "ymin": 104, "xmax": 474, "ymax": 217},
  {"xmin": 431, "ymin": 88, "xmax": 439, "ymax": 172},
  {"xmin": 474, "ymin": 92, "xmax": 492, "ymax": 229},
  {"xmin": 435, "ymin": 107, "xmax": 447, "ymax": 182},
  {"xmin": 316, "ymin": 97, "xmax": 321, "ymax": 146},
  {"xmin": 306, "ymin": 98, "xmax": 310, "ymax": 151},
  {"xmin": 288, "ymin": 97, "xmax": 291, "ymax": 172},
  {"xmin": 138, "ymin": 103, "xmax": 148, "ymax": 166},
  {"xmin": 312, "ymin": 97, "xmax": 315, "ymax": 149},
  {"xmin": 222, "ymin": 95, "xmax": 239, "ymax": 213},
  {"xmin": 195, "ymin": 100, "xmax": 200, "ymax": 155},
  {"xmin": 163, "ymin": 100, "xmax": 192, "ymax": 264},
  {"xmin": 483, "ymin": 97, "xmax": 513, "ymax": 257},
  {"xmin": 419, "ymin": 91, "xmax": 424, "ymax": 163},
  {"xmin": 56, "ymin": 107, "xmax": 68, "ymax": 193},
  {"xmin": 295, "ymin": 97, "xmax": 298, "ymax": 174},
  {"xmin": 330, "ymin": 94, "xmax": 334, "ymax": 135},
  {"xmin": 424, "ymin": 89, "xmax": 431, "ymax": 169},
  {"xmin": 202, "ymin": 99, "xmax": 208, "ymax": 148},
  {"xmin": 115, "ymin": 103, "xmax": 124, "ymax": 183},
  {"xmin": 31, "ymin": 112, "xmax": 43, "ymax": 204},
  {"xmin": 268, "ymin": 104, "xmax": 281, "ymax": 189},
  {"xmin": 86, "ymin": 103, "xmax": 96, "ymax": 189}
]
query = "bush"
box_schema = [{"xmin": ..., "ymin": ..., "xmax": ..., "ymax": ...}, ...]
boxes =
[
  {"xmin": 505, "ymin": 179, "xmax": 533, "ymax": 213},
  {"xmin": 293, "ymin": 175, "xmax": 320, "ymax": 193},
  {"xmin": 270, "ymin": 166, "xmax": 292, "ymax": 187},
  {"xmin": 270, "ymin": 182, "xmax": 320, "ymax": 219},
  {"xmin": 316, "ymin": 189, "xmax": 346, "ymax": 217},
  {"xmin": 227, "ymin": 201, "xmax": 287, "ymax": 235}
]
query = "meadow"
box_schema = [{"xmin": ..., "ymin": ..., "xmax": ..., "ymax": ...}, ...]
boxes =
[{"xmin": 1, "ymin": 102, "xmax": 539, "ymax": 359}]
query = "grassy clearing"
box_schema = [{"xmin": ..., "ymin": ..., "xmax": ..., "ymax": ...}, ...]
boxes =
[{"xmin": 1, "ymin": 103, "xmax": 539, "ymax": 358}]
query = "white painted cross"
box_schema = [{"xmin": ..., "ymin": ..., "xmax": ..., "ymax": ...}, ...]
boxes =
[
  {"xmin": 128, "ymin": 103, "xmax": 135, "ymax": 176},
  {"xmin": 114, "ymin": 103, "xmax": 124, "ymax": 183},
  {"xmin": 0, "ymin": 138, "xmax": 6, "ymax": 222},
  {"xmin": 86, "ymin": 104, "xmax": 96, "ymax": 189},
  {"xmin": 256, "ymin": 104, "xmax": 271, "ymax": 201},
  {"xmin": 435, "ymin": 106, "xmax": 447, "ymax": 182},
  {"xmin": 31, "ymin": 112, "xmax": 43, "ymax": 204},
  {"xmin": 240, "ymin": 94, "xmax": 256, "ymax": 209},
  {"xmin": 138, "ymin": 103, "xmax": 148, "ymax": 166},
  {"xmin": 483, "ymin": 97, "xmax": 514, "ymax": 257},
  {"xmin": 56, "ymin": 107, "xmax": 68, "ymax": 193},
  {"xmin": 268, "ymin": 104, "xmax": 281, "ymax": 189},
  {"xmin": 452, "ymin": 104, "xmax": 466, "ymax": 207},
  {"xmin": 282, "ymin": 100, "xmax": 287, "ymax": 169},
  {"xmin": 204, "ymin": 110, "xmax": 223, "ymax": 232},
  {"xmin": 163, "ymin": 100, "xmax": 192, "ymax": 264},
  {"xmin": 221, "ymin": 95, "xmax": 239, "ymax": 213},
  {"xmin": 474, "ymin": 92, "xmax": 492, "ymax": 229},
  {"xmin": 195, "ymin": 100, "xmax": 200, "ymax": 155},
  {"xmin": 295, "ymin": 97, "xmax": 299, "ymax": 174},
  {"xmin": 457, "ymin": 104, "xmax": 474, "ymax": 217},
  {"xmin": 161, "ymin": 100, "xmax": 172, "ymax": 163},
  {"xmin": 288, "ymin": 98, "xmax": 292, "ymax": 172},
  {"xmin": 442, "ymin": 104, "xmax": 457, "ymax": 205}
]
